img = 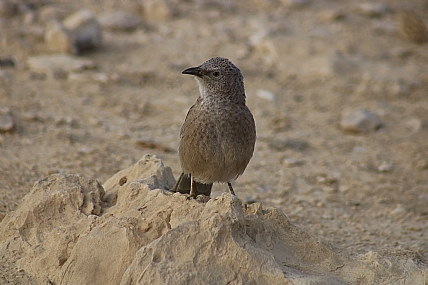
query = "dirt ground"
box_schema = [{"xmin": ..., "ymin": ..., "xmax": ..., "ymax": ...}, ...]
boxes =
[{"xmin": 1, "ymin": 0, "xmax": 428, "ymax": 282}]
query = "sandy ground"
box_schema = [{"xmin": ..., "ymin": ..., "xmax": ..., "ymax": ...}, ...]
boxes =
[{"xmin": 1, "ymin": 0, "xmax": 428, "ymax": 283}]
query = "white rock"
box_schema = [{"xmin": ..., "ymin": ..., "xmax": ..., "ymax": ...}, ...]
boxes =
[
  {"xmin": 44, "ymin": 21, "xmax": 77, "ymax": 54},
  {"xmin": 378, "ymin": 161, "xmax": 393, "ymax": 172},
  {"xmin": 403, "ymin": 118, "xmax": 422, "ymax": 133},
  {"xmin": 27, "ymin": 55, "xmax": 96, "ymax": 75},
  {"xmin": 354, "ymin": 3, "xmax": 390, "ymax": 17},
  {"xmin": 0, "ymin": 114, "xmax": 14, "ymax": 133},
  {"xmin": 340, "ymin": 109, "xmax": 381, "ymax": 133},
  {"xmin": 98, "ymin": 10, "xmax": 142, "ymax": 31},
  {"xmin": 256, "ymin": 89, "xmax": 275, "ymax": 102}
]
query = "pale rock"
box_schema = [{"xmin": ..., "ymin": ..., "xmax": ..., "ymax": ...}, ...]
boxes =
[
  {"xmin": 63, "ymin": 9, "xmax": 102, "ymax": 53},
  {"xmin": 27, "ymin": 55, "xmax": 96, "ymax": 76},
  {"xmin": 378, "ymin": 161, "xmax": 393, "ymax": 172},
  {"xmin": 354, "ymin": 3, "xmax": 390, "ymax": 17},
  {"xmin": 340, "ymin": 109, "xmax": 381, "ymax": 133},
  {"xmin": 0, "ymin": 113, "xmax": 14, "ymax": 133},
  {"xmin": 256, "ymin": 89, "xmax": 275, "ymax": 102},
  {"xmin": 403, "ymin": 118, "xmax": 422, "ymax": 132},
  {"xmin": 0, "ymin": 155, "xmax": 427, "ymax": 285},
  {"xmin": 141, "ymin": 1, "xmax": 171, "ymax": 21},
  {"xmin": 98, "ymin": 10, "xmax": 142, "ymax": 31},
  {"xmin": 44, "ymin": 21, "xmax": 77, "ymax": 54}
]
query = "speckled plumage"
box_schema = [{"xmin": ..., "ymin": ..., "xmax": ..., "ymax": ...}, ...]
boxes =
[{"xmin": 172, "ymin": 57, "xmax": 256, "ymax": 197}]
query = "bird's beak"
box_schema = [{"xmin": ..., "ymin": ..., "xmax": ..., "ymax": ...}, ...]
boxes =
[{"xmin": 182, "ymin": 66, "xmax": 203, "ymax": 78}]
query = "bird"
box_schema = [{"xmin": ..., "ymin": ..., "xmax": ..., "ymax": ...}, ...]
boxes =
[{"xmin": 172, "ymin": 57, "xmax": 256, "ymax": 198}]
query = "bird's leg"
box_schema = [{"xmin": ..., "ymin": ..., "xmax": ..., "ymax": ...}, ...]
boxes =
[
  {"xmin": 190, "ymin": 174, "xmax": 196, "ymax": 198},
  {"xmin": 227, "ymin": 183, "xmax": 236, "ymax": 196}
]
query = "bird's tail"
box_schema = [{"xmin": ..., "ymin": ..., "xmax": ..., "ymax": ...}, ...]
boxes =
[{"xmin": 171, "ymin": 173, "xmax": 213, "ymax": 197}]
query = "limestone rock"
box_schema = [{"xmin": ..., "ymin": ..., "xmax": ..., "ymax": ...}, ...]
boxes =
[
  {"xmin": 0, "ymin": 113, "xmax": 14, "ymax": 133},
  {"xmin": 340, "ymin": 109, "xmax": 382, "ymax": 133},
  {"xmin": 354, "ymin": 3, "xmax": 390, "ymax": 18},
  {"xmin": 98, "ymin": 10, "xmax": 142, "ymax": 31},
  {"xmin": 44, "ymin": 21, "xmax": 77, "ymax": 54},
  {"xmin": 0, "ymin": 155, "xmax": 427, "ymax": 285}
]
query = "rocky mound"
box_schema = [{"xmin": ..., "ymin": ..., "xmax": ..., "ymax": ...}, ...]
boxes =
[{"xmin": 0, "ymin": 155, "xmax": 426, "ymax": 285}]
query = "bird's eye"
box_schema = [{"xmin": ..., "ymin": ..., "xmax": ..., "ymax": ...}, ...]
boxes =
[{"xmin": 212, "ymin": 71, "xmax": 220, "ymax": 77}]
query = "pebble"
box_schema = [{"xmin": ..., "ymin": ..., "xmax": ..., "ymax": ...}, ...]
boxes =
[
  {"xmin": 340, "ymin": 109, "xmax": 381, "ymax": 133},
  {"xmin": 63, "ymin": 9, "xmax": 103, "ymax": 53},
  {"xmin": 0, "ymin": 114, "xmax": 14, "ymax": 133},
  {"xmin": 141, "ymin": 1, "xmax": 171, "ymax": 21},
  {"xmin": 98, "ymin": 10, "xmax": 142, "ymax": 31},
  {"xmin": 378, "ymin": 161, "xmax": 393, "ymax": 172},
  {"xmin": 0, "ymin": 57, "xmax": 15, "ymax": 68},
  {"xmin": 282, "ymin": 157, "xmax": 305, "ymax": 167},
  {"xmin": 27, "ymin": 55, "xmax": 96, "ymax": 76},
  {"xmin": 354, "ymin": 3, "xmax": 390, "ymax": 17},
  {"xmin": 403, "ymin": 118, "xmax": 422, "ymax": 133},
  {"xmin": 44, "ymin": 21, "xmax": 77, "ymax": 54},
  {"xmin": 256, "ymin": 89, "xmax": 275, "ymax": 102},
  {"xmin": 396, "ymin": 10, "xmax": 428, "ymax": 44}
]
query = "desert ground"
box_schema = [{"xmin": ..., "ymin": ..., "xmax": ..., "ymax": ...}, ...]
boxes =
[{"xmin": 0, "ymin": 0, "xmax": 428, "ymax": 284}]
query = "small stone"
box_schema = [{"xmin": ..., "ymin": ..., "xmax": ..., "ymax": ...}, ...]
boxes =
[
  {"xmin": 340, "ymin": 109, "xmax": 381, "ymax": 133},
  {"xmin": 256, "ymin": 89, "xmax": 275, "ymax": 102},
  {"xmin": 0, "ymin": 114, "xmax": 14, "ymax": 133},
  {"xmin": 0, "ymin": 56, "xmax": 15, "ymax": 68},
  {"xmin": 98, "ymin": 10, "xmax": 142, "ymax": 31},
  {"xmin": 354, "ymin": 3, "xmax": 390, "ymax": 18},
  {"xmin": 63, "ymin": 9, "xmax": 102, "ymax": 53},
  {"xmin": 378, "ymin": 161, "xmax": 393, "ymax": 172},
  {"xmin": 44, "ymin": 21, "xmax": 77, "ymax": 54},
  {"xmin": 141, "ymin": 1, "xmax": 171, "ymax": 21},
  {"xmin": 27, "ymin": 55, "xmax": 96, "ymax": 76},
  {"xmin": 403, "ymin": 118, "xmax": 422, "ymax": 132},
  {"xmin": 397, "ymin": 10, "xmax": 428, "ymax": 44},
  {"xmin": 390, "ymin": 204, "xmax": 406, "ymax": 216},
  {"xmin": 282, "ymin": 158, "xmax": 305, "ymax": 167}
]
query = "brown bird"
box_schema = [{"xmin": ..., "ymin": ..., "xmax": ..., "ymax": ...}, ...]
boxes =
[{"xmin": 172, "ymin": 57, "xmax": 256, "ymax": 198}]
